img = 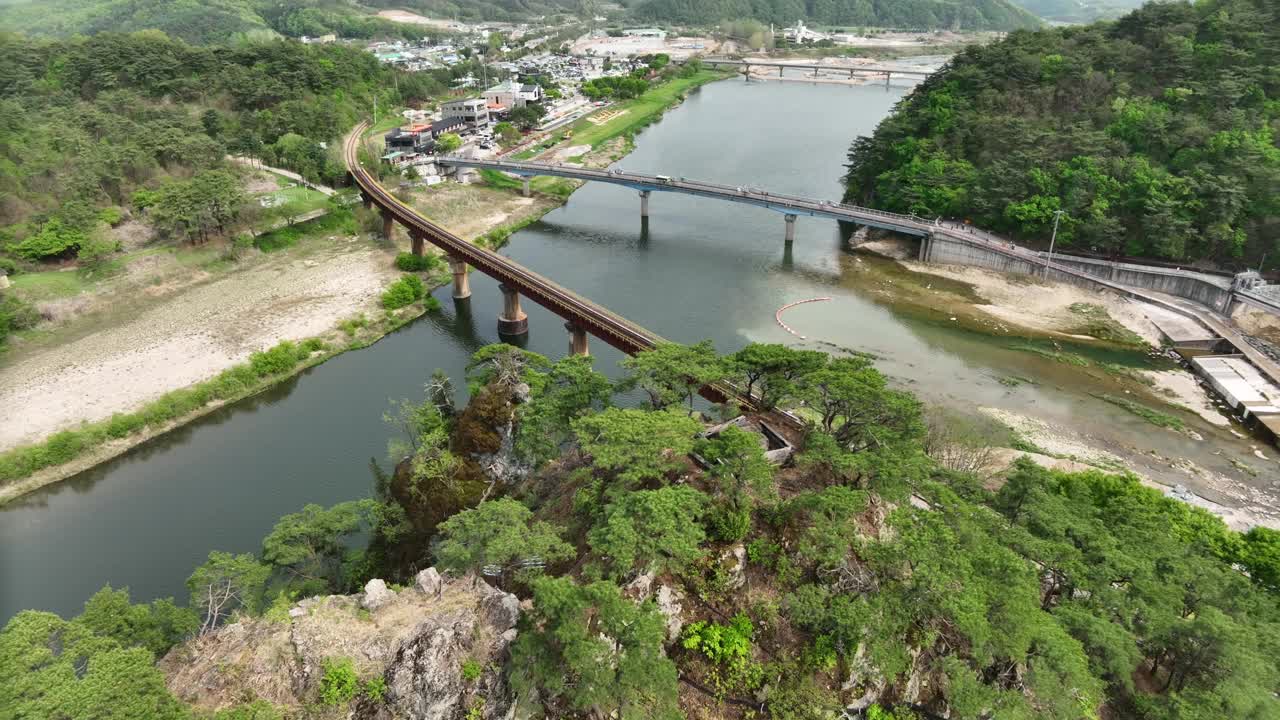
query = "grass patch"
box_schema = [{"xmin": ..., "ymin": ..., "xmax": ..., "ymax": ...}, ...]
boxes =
[
  {"xmin": 566, "ymin": 70, "xmax": 728, "ymax": 150},
  {"xmin": 1100, "ymin": 362, "xmax": 1156, "ymax": 386},
  {"xmin": 1009, "ymin": 342, "xmax": 1091, "ymax": 367},
  {"xmin": 1066, "ymin": 303, "xmax": 1146, "ymax": 347},
  {"xmin": 1092, "ymin": 393, "xmax": 1185, "ymax": 430},
  {"xmin": 10, "ymin": 270, "xmax": 90, "ymax": 300},
  {"xmin": 254, "ymin": 210, "xmax": 352, "ymax": 253}
]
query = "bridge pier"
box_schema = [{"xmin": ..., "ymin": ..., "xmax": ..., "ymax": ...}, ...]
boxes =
[
  {"xmin": 410, "ymin": 231, "xmax": 425, "ymax": 257},
  {"xmin": 639, "ymin": 190, "xmax": 651, "ymax": 218},
  {"xmin": 784, "ymin": 214, "xmax": 797, "ymax": 245},
  {"xmin": 380, "ymin": 209, "xmax": 394, "ymax": 240},
  {"xmin": 779, "ymin": 65, "xmax": 784, "ymax": 77},
  {"xmin": 885, "ymin": 72, "xmax": 891, "ymax": 89},
  {"xmin": 522, "ymin": 177, "xmax": 531, "ymax": 198},
  {"xmin": 448, "ymin": 255, "xmax": 471, "ymax": 299},
  {"xmin": 361, "ymin": 192, "xmax": 373, "ymax": 210},
  {"xmin": 565, "ymin": 322, "xmax": 589, "ymax": 357},
  {"xmin": 497, "ymin": 284, "xmax": 529, "ymax": 335},
  {"xmin": 743, "ymin": 64, "xmax": 750, "ymax": 81}
]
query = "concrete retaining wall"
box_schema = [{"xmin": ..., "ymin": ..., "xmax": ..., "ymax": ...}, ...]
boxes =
[
  {"xmin": 919, "ymin": 236, "xmax": 1237, "ymax": 312},
  {"xmin": 1047, "ymin": 255, "xmax": 1232, "ymax": 312}
]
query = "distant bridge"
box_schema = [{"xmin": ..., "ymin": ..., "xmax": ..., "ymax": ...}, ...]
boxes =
[{"xmin": 700, "ymin": 57, "xmax": 933, "ymax": 86}]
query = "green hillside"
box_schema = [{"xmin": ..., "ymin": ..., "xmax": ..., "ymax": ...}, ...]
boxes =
[
  {"xmin": 0, "ymin": 0, "xmax": 591, "ymax": 44},
  {"xmin": 844, "ymin": 0, "xmax": 1280, "ymax": 267},
  {"xmin": 1007, "ymin": 0, "xmax": 1144, "ymax": 24},
  {"xmin": 631, "ymin": 0, "xmax": 1042, "ymax": 31}
]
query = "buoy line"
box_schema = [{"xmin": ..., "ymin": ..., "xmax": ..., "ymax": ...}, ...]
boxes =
[{"xmin": 775, "ymin": 297, "xmax": 831, "ymax": 339}]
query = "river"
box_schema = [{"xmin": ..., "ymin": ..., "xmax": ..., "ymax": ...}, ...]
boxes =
[{"xmin": 1, "ymin": 78, "xmax": 1265, "ymax": 623}]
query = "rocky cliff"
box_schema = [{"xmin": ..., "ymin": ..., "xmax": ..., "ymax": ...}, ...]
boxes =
[{"xmin": 160, "ymin": 568, "xmax": 520, "ymax": 719}]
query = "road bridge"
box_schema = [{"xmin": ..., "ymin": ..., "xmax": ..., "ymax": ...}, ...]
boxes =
[
  {"xmin": 436, "ymin": 156, "xmax": 1280, "ymax": 389},
  {"xmin": 439, "ymin": 156, "xmax": 936, "ymax": 242},
  {"xmin": 700, "ymin": 57, "xmax": 932, "ymax": 86}
]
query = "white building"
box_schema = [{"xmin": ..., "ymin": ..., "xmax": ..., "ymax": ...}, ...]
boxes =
[{"xmin": 483, "ymin": 80, "xmax": 543, "ymax": 110}]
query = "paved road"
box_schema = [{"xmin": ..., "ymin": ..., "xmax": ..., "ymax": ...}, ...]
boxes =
[{"xmin": 227, "ymin": 156, "xmax": 336, "ymax": 196}]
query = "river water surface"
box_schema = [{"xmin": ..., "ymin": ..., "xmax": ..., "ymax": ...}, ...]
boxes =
[{"xmin": 1, "ymin": 79, "xmax": 1263, "ymax": 623}]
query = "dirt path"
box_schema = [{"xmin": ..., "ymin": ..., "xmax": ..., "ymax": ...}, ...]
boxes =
[{"xmin": 0, "ymin": 237, "xmax": 397, "ymax": 452}]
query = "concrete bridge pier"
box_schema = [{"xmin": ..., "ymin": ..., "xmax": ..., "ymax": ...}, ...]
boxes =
[
  {"xmin": 380, "ymin": 209, "xmax": 394, "ymax": 240},
  {"xmin": 784, "ymin": 213, "xmax": 797, "ymax": 244},
  {"xmin": 884, "ymin": 72, "xmax": 891, "ymax": 89},
  {"xmin": 522, "ymin": 177, "xmax": 531, "ymax": 197},
  {"xmin": 566, "ymin": 322, "xmax": 589, "ymax": 356},
  {"xmin": 361, "ymin": 192, "xmax": 373, "ymax": 210},
  {"xmin": 779, "ymin": 65, "xmax": 784, "ymax": 77},
  {"xmin": 639, "ymin": 190, "xmax": 651, "ymax": 218},
  {"xmin": 743, "ymin": 64, "xmax": 750, "ymax": 81},
  {"xmin": 497, "ymin": 284, "xmax": 529, "ymax": 335},
  {"xmin": 448, "ymin": 255, "xmax": 471, "ymax": 299},
  {"xmin": 410, "ymin": 231, "xmax": 425, "ymax": 257}
]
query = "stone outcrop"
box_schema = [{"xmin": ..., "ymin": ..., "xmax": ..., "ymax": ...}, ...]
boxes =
[{"xmin": 161, "ymin": 569, "xmax": 518, "ymax": 719}]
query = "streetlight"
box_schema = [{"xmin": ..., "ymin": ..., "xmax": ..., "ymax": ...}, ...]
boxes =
[{"xmin": 1044, "ymin": 209, "xmax": 1064, "ymax": 276}]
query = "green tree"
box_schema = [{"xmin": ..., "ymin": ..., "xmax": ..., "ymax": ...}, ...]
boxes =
[
  {"xmin": 434, "ymin": 132, "xmax": 462, "ymax": 153},
  {"xmin": 493, "ymin": 121, "xmax": 521, "ymax": 146},
  {"xmin": 796, "ymin": 356, "xmax": 923, "ymax": 452},
  {"xmin": 76, "ymin": 585, "xmax": 197, "ymax": 657},
  {"xmin": 572, "ymin": 408, "xmax": 701, "ymax": 491},
  {"xmin": 187, "ymin": 551, "xmax": 271, "ymax": 633},
  {"xmin": 696, "ymin": 424, "xmax": 776, "ymax": 540},
  {"xmin": 729, "ymin": 342, "xmax": 826, "ymax": 410},
  {"xmin": 509, "ymin": 103, "xmax": 548, "ymax": 130},
  {"xmin": 588, "ymin": 485, "xmax": 708, "ymax": 577},
  {"xmin": 515, "ymin": 354, "xmax": 612, "ymax": 465},
  {"xmin": 0, "ymin": 612, "xmax": 188, "ymax": 720},
  {"xmin": 619, "ymin": 340, "xmax": 725, "ymax": 410},
  {"xmin": 511, "ymin": 576, "xmax": 681, "ymax": 720},
  {"xmin": 261, "ymin": 500, "xmax": 376, "ymax": 593},
  {"xmin": 435, "ymin": 498, "xmax": 574, "ymax": 584}
]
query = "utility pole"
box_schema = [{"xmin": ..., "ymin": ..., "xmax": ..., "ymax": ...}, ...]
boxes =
[{"xmin": 1044, "ymin": 209, "xmax": 1064, "ymax": 277}]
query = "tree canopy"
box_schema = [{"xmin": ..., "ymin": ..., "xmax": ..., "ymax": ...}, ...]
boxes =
[{"xmin": 845, "ymin": 0, "xmax": 1280, "ymax": 268}]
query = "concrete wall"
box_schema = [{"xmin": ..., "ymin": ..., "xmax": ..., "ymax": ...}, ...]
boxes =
[
  {"xmin": 1046, "ymin": 255, "xmax": 1233, "ymax": 312},
  {"xmin": 921, "ymin": 234, "xmax": 1041, "ymax": 275},
  {"xmin": 919, "ymin": 236, "xmax": 1238, "ymax": 313}
]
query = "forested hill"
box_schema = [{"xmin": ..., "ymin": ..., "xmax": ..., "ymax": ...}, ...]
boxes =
[
  {"xmin": 0, "ymin": 0, "xmax": 515, "ymax": 45},
  {"xmin": 631, "ymin": 0, "xmax": 1041, "ymax": 31},
  {"xmin": 844, "ymin": 0, "xmax": 1280, "ymax": 268},
  {"xmin": 0, "ymin": 31, "xmax": 448, "ymax": 252}
]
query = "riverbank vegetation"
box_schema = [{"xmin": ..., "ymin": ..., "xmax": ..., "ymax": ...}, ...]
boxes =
[
  {"xmin": 5, "ymin": 340, "xmax": 1278, "ymax": 718},
  {"xmin": 844, "ymin": 0, "xmax": 1280, "ymax": 269}
]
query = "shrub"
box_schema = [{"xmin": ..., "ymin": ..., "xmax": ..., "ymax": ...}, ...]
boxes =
[
  {"xmin": 339, "ymin": 314, "xmax": 368, "ymax": 337},
  {"xmin": 364, "ymin": 677, "xmax": 387, "ymax": 703},
  {"xmin": 319, "ymin": 657, "xmax": 359, "ymax": 705},
  {"xmin": 249, "ymin": 341, "xmax": 300, "ymax": 377},
  {"xmin": 98, "ymin": 207, "xmax": 125, "ymax": 226},
  {"xmin": 394, "ymin": 252, "xmax": 439, "ymax": 272},
  {"xmin": 708, "ymin": 501, "xmax": 751, "ymax": 542},
  {"xmin": 0, "ymin": 257, "xmax": 19, "ymax": 276},
  {"xmin": 461, "ymin": 659, "xmax": 483, "ymax": 681},
  {"xmin": 381, "ymin": 274, "xmax": 425, "ymax": 310}
]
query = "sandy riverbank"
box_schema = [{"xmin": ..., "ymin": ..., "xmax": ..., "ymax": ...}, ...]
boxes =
[{"xmin": 0, "ymin": 237, "xmax": 398, "ymax": 452}]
